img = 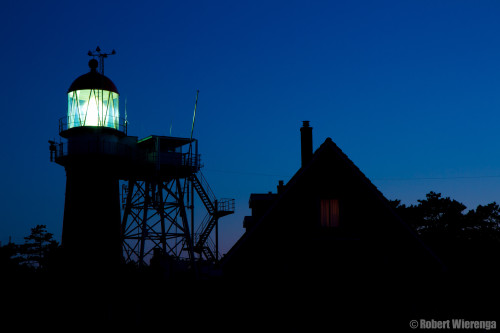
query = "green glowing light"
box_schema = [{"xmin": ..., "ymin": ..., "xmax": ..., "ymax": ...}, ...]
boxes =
[{"xmin": 68, "ymin": 89, "xmax": 119, "ymax": 129}]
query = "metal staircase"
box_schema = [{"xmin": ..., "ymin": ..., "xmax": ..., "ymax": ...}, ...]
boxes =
[
  {"xmin": 190, "ymin": 172, "xmax": 235, "ymax": 261},
  {"xmin": 191, "ymin": 172, "xmax": 215, "ymax": 215},
  {"xmin": 202, "ymin": 244, "xmax": 216, "ymax": 263}
]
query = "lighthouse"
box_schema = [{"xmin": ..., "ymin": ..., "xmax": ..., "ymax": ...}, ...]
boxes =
[
  {"xmin": 53, "ymin": 55, "xmax": 128, "ymax": 269},
  {"xmin": 51, "ymin": 50, "xmax": 234, "ymax": 275}
]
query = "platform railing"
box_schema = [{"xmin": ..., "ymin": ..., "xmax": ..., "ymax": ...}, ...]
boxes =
[
  {"xmin": 144, "ymin": 151, "xmax": 201, "ymax": 170},
  {"xmin": 218, "ymin": 198, "xmax": 235, "ymax": 213},
  {"xmin": 59, "ymin": 116, "xmax": 128, "ymax": 134}
]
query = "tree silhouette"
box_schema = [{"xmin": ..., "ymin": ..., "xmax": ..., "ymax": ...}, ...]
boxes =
[
  {"xmin": 19, "ymin": 224, "xmax": 59, "ymax": 270},
  {"xmin": 392, "ymin": 191, "xmax": 500, "ymax": 271},
  {"xmin": 464, "ymin": 202, "xmax": 500, "ymax": 234},
  {"xmin": 0, "ymin": 240, "xmax": 22, "ymax": 272},
  {"xmin": 392, "ymin": 191, "xmax": 467, "ymax": 235}
]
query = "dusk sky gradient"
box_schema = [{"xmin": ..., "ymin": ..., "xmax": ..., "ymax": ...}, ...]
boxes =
[{"xmin": 2, "ymin": 0, "xmax": 500, "ymax": 254}]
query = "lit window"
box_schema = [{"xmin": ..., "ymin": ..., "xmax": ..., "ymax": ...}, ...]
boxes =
[{"xmin": 321, "ymin": 199, "xmax": 339, "ymax": 228}]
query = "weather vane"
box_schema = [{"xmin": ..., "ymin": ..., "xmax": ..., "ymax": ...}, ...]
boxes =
[{"xmin": 88, "ymin": 46, "xmax": 116, "ymax": 75}]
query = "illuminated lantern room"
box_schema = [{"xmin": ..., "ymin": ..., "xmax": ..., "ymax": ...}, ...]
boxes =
[{"xmin": 67, "ymin": 59, "xmax": 120, "ymax": 131}]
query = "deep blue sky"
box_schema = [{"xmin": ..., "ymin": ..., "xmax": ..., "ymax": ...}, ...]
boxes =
[{"xmin": 2, "ymin": 0, "xmax": 500, "ymax": 254}]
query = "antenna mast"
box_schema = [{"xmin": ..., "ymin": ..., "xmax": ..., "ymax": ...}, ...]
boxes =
[
  {"xmin": 88, "ymin": 46, "xmax": 116, "ymax": 75},
  {"xmin": 190, "ymin": 90, "xmax": 200, "ymax": 140},
  {"xmin": 125, "ymin": 98, "xmax": 128, "ymax": 132}
]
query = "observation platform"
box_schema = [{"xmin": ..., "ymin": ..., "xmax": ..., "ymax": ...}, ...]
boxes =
[
  {"xmin": 51, "ymin": 133, "xmax": 200, "ymax": 180},
  {"xmin": 51, "ymin": 109, "xmax": 201, "ymax": 179},
  {"xmin": 133, "ymin": 135, "xmax": 201, "ymax": 179}
]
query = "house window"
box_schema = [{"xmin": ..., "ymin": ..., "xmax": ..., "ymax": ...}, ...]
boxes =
[{"xmin": 321, "ymin": 199, "xmax": 339, "ymax": 228}]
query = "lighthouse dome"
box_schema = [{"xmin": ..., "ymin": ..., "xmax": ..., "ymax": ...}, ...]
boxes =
[
  {"xmin": 66, "ymin": 59, "xmax": 120, "ymax": 131},
  {"xmin": 68, "ymin": 59, "xmax": 119, "ymax": 93}
]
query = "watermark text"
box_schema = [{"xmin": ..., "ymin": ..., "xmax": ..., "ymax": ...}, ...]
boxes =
[{"xmin": 410, "ymin": 319, "xmax": 497, "ymax": 330}]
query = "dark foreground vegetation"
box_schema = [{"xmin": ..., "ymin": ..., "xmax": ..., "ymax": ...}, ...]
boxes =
[
  {"xmin": 2, "ymin": 192, "xmax": 500, "ymax": 331},
  {"xmin": 391, "ymin": 191, "xmax": 500, "ymax": 272}
]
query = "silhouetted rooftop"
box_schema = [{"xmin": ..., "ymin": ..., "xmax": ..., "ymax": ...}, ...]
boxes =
[{"xmin": 249, "ymin": 193, "xmax": 277, "ymax": 208}]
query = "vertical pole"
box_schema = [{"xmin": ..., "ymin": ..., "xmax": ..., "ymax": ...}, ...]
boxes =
[
  {"xmin": 176, "ymin": 179, "xmax": 197, "ymax": 276},
  {"xmin": 215, "ymin": 200, "xmax": 219, "ymax": 262},
  {"xmin": 191, "ymin": 178, "xmax": 195, "ymax": 257},
  {"xmin": 195, "ymin": 140, "xmax": 199, "ymax": 170},
  {"xmin": 156, "ymin": 137, "xmax": 160, "ymax": 172},
  {"xmin": 158, "ymin": 181, "xmax": 167, "ymax": 255},
  {"xmin": 190, "ymin": 90, "xmax": 199, "ymax": 141},
  {"xmin": 121, "ymin": 180, "xmax": 135, "ymax": 262},
  {"xmin": 139, "ymin": 181, "xmax": 150, "ymax": 266}
]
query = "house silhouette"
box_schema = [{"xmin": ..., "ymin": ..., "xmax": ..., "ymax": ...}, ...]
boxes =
[{"xmin": 222, "ymin": 121, "xmax": 443, "ymax": 281}]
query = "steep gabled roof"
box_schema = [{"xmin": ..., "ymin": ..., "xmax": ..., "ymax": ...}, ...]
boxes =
[{"xmin": 222, "ymin": 137, "xmax": 443, "ymax": 269}]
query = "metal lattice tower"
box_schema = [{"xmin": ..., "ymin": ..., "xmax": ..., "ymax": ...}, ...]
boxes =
[{"xmin": 120, "ymin": 136, "xmax": 234, "ymax": 270}]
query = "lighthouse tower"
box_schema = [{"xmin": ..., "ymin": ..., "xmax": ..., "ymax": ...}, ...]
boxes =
[
  {"xmin": 51, "ymin": 51, "xmax": 235, "ymax": 276},
  {"xmin": 53, "ymin": 56, "xmax": 128, "ymax": 269}
]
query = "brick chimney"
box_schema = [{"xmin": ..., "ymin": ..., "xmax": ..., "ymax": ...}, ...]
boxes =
[{"xmin": 300, "ymin": 121, "xmax": 313, "ymax": 167}]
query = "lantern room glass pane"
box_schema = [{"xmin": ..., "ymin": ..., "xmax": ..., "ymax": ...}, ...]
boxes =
[{"xmin": 67, "ymin": 89, "xmax": 119, "ymax": 130}]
